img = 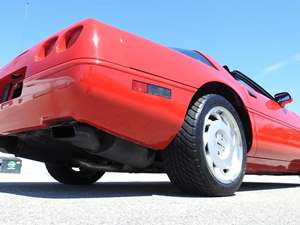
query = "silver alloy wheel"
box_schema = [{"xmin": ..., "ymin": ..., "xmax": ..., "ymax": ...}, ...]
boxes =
[{"xmin": 203, "ymin": 106, "xmax": 243, "ymax": 184}]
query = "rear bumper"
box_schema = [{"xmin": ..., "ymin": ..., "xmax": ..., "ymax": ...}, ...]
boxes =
[{"xmin": 0, "ymin": 58, "xmax": 195, "ymax": 149}]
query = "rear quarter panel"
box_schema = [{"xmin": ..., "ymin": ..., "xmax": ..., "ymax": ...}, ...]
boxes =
[{"xmin": 0, "ymin": 19, "xmax": 253, "ymax": 151}]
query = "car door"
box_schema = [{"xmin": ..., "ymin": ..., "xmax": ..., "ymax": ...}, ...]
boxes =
[{"xmin": 234, "ymin": 71, "xmax": 300, "ymax": 161}]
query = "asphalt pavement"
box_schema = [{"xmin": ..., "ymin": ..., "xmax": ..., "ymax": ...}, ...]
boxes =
[{"xmin": 0, "ymin": 156, "xmax": 300, "ymax": 225}]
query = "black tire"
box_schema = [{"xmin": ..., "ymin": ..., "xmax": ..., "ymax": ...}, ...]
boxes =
[
  {"xmin": 46, "ymin": 163, "xmax": 105, "ymax": 185},
  {"xmin": 164, "ymin": 94, "xmax": 247, "ymax": 197}
]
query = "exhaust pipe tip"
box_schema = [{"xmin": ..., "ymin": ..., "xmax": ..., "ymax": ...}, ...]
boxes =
[{"xmin": 51, "ymin": 125, "xmax": 75, "ymax": 138}]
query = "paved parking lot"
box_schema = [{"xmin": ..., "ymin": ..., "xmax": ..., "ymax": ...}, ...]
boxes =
[{"xmin": 0, "ymin": 158, "xmax": 300, "ymax": 225}]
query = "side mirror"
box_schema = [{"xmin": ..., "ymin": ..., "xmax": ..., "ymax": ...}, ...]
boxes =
[{"xmin": 274, "ymin": 92, "xmax": 293, "ymax": 107}]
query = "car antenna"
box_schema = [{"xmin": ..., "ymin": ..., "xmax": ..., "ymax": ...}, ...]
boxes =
[{"xmin": 20, "ymin": 1, "xmax": 30, "ymax": 52}]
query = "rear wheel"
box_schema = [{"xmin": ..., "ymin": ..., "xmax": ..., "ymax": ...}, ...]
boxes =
[
  {"xmin": 164, "ymin": 94, "xmax": 247, "ymax": 196},
  {"xmin": 46, "ymin": 163, "xmax": 104, "ymax": 185}
]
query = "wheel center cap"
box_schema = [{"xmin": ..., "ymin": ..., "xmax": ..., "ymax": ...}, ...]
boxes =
[{"xmin": 215, "ymin": 131, "xmax": 228, "ymax": 158}]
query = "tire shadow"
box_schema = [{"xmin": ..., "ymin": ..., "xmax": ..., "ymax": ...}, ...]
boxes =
[
  {"xmin": 240, "ymin": 182, "xmax": 300, "ymax": 192},
  {"xmin": 0, "ymin": 181, "xmax": 299, "ymax": 199}
]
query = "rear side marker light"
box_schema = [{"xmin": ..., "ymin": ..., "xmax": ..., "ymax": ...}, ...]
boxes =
[
  {"xmin": 132, "ymin": 80, "xmax": 147, "ymax": 93},
  {"xmin": 132, "ymin": 80, "xmax": 171, "ymax": 99}
]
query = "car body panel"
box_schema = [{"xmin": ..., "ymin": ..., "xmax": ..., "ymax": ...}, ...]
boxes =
[
  {"xmin": 0, "ymin": 19, "xmax": 250, "ymax": 148},
  {"xmin": 0, "ymin": 18, "xmax": 300, "ymax": 174},
  {"xmin": 242, "ymin": 87, "xmax": 300, "ymax": 161},
  {"xmin": 0, "ymin": 59, "xmax": 196, "ymax": 149}
]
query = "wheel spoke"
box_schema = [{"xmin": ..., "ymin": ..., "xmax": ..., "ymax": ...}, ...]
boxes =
[
  {"xmin": 203, "ymin": 132, "xmax": 209, "ymax": 146},
  {"xmin": 203, "ymin": 106, "xmax": 244, "ymax": 184}
]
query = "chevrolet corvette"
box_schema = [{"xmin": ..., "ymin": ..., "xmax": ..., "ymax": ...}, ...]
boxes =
[{"xmin": 0, "ymin": 19, "xmax": 299, "ymax": 196}]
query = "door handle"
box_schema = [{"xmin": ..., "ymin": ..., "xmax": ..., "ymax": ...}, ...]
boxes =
[{"xmin": 248, "ymin": 90, "xmax": 257, "ymax": 98}]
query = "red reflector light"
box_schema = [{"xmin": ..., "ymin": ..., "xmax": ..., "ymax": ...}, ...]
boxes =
[
  {"xmin": 132, "ymin": 80, "xmax": 171, "ymax": 99},
  {"xmin": 35, "ymin": 36, "xmax": 58, "ymax": 61},
  {"xmin": 132, "ymin": 80, "xmax": 148, "ymax": 93},
  {"xmin": 65, "ymin": 26, "xmax": 83, "ymax": 48},
  {"xmin": 44, "ymin": 36, "xmax": 58, "ymax": 56}
]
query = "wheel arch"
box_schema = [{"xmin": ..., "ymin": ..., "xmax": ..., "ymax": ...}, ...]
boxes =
[{"xmin": 188, "ymin": 81, "xmax": 253, "ymax": 152}]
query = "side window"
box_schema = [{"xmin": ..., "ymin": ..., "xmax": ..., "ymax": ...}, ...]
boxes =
[
  {"xmin": 232, "ymin": 71, "xmax": 274, "ymax": 100},
  {"xmin": 172, "ymin": 48, "xmax": 215, "ymax": 68}
]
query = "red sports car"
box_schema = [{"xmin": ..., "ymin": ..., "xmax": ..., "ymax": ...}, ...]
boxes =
[{"xmin": 0, "ymin": 19, "xmax": 299, "ymax": 196}]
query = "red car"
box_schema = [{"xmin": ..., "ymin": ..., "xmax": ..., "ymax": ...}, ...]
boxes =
[{"xmin": 0, "ymin": 19, "xmax": 299, "ymax": 196}]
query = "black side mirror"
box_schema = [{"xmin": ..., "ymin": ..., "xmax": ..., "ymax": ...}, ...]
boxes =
[{"xmin": 274, "ymin": 92, "xmax": 293, "ymax": 107}]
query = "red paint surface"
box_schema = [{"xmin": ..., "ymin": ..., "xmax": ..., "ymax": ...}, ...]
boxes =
[{"xmin": 0, "ymin": 19, "xmax": 300, "ymax": 174}]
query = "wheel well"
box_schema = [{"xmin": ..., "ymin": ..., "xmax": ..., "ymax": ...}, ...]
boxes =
[{"xmin": 189, "ymin": 82, "xmax": 253, "ymax": 151}]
